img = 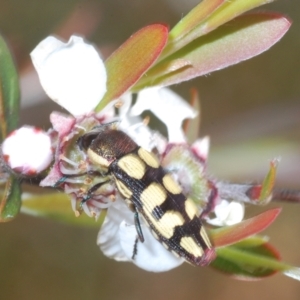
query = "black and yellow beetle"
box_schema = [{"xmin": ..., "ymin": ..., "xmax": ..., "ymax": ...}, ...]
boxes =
[{"xmin": 77, "ymin": 124, "xmax": 215, "ymax": 266}]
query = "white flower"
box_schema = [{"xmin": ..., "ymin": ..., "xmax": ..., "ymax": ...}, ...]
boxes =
[
  {"xmin": 31, "ymin": 35, "xmax": 107, "ymax": 116},
  {"xmin": 1, "ymin": 126, "xmax": 53, "ymax": 175},
  {"xmin": 30, "ymin": 35, "xmax": 199, "ymax": 271}
]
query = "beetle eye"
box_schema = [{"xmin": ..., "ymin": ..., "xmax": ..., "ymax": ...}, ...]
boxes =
[{"xmin": 77, "ymin": 132, "xmax": 99, "ymax": 150}]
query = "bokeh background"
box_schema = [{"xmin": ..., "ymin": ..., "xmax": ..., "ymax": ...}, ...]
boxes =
[{"xmin": 1, "ymin": 0, "xmax": 300, "ymax": 299}]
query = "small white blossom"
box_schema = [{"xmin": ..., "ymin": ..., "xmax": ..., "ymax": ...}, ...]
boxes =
[
  {"xmin": 2, "ymin": 126, "xmax": 53, "ymax": 175},
  {"xmin": 31, "ymin": 35, "xmax": 107, "ymax": 116},
  {"xmin": 208, "ymin": 200, "xmax": 245, "ymax": 226}
]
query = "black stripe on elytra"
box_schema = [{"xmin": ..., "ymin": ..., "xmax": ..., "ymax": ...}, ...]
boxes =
[
  {"xmin": 161, "ymin": 216, "xmax": 210, "ymax": 262},
  {"xmin": 171, "ymin": 216, "xmax": 207, "ymax": 248},
  {"xmin": 141, "ymin": 213, "xmax": 209, "ymax": 264}
]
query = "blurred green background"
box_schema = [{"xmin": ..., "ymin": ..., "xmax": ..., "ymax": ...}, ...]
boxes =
[{"xmin": 1, "ymin": 0, "xmax": 300, "ymax": 299}]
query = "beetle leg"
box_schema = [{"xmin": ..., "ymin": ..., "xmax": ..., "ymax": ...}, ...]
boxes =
[
  {"xmin": 134, "ymin": 210, "xmax": 144, "ymax": 243},
  {"xmin": 132, "ymin": 236, "xmax": 139, "ymax": 260},
  {"xmin": 80, "ymin": 180, "xmax": 110, "ymax": 207}
]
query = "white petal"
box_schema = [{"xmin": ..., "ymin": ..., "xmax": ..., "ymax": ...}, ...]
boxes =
[
  {"xmin": 97, "ymin": 197, "xmax": 184, "ymax": 271},
  {"xmin": 119, "ymin": 222, "xmax": 184, "ymax": 272},
  {"xmin": 31, "ymin": 35, "xmax": 107, "ymax": 116},
  {"xmin": 131, "ymin": 87, "xmax": 197, "ymax": 143},
  {"xmin": 97, "ymin": 198, "xmax": 131, "ymax": 261},
  {"xmin": 208, "ymin": 200, "xmax": 245, "ymax": 226},
  {"xmin": 284, "ymin": 268, "xmax": 300, "ymax": 281},
  {"xmin": 118, "ymin": 93, "xmax": 157, "ymax": 151},
  {"xmin": 2, "ymin": 126, "xmax": 53, "ymax": 175}
]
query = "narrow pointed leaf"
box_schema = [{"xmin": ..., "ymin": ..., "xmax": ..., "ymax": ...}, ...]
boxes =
[
  {"xmin": 136, "ymin": 14, "xmax": 291, "ymax": 89},
  {"xmin": 165, "ymin": 0, "xmax": 277, "ymax": 58},
  {"xmin": 240, "ymin": 159, "xmax": 278, "ymax": 205},
  {"xmin": 169, "ymin": 0, "xmax": 225, "ymax": 41},
  {"xmin": 132, "ymin": 58, "xmax": 192, "ymax": 87},
  {"xmin": 212, "ymin": 242, "xmax": 286, "ymax": 280},
  {"xmin": 95, "ymin": 24, "xmax": 168, "ymax": 112},
  {"xmin": 21, "ymin": 192, "xmax": 104, "ymax": 228},
  {"xmin": 259, "ymin": 159, "xmax": 278, "ymax": 202},
  {"xmin": 0, "ymin": 35, "xmax": 21, "ymax": 221},
  {"xmin": 211, "ymin": 208, "xmax": 281, "ymax": 248},
  {"xmin": 0, "ymin": 35, "xmax": 20, "ymax": 138}
]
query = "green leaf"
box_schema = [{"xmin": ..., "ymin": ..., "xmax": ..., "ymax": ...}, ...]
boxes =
[
  {"xmin": 169, "ymin": 0, "xmax": 225, "ymax": 41},
  {"xmin": 0, "ymin": 35, "xmax": 20, "ymax": 138},
  {"xmin": 136, "ymin": 13, "xmax": 291, "ymax": 89},
  {"xmin": 212, "ymin": 242, "xmax": 286, "ymax": 280},
  {"xmin": 210, "ymin": 208, "xmax": 281, "ymax": 247},
  {"xmin": 95, "ymin": 24, "xmax": 168, "ymax": 112},
  {"xmin": 0, "ymin": 35, "xmax": 21, "ymax": 222},
  {"xmin": 259, "ymin": 159, "xmax": 278, "ymax": 203},
  {"xmin": 21, "ymin": 192, "xmax": 103, "ymax": 228},
  {"xmin": 0, "ymin": 177, "xmax": 22, "ymax": 222}
]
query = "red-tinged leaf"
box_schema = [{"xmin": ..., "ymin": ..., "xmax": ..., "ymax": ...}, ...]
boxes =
[
  {"xmin": 131, "ymin": 58, "xmax": 192, "ymax": 91},
  {"xmin": 210, "ymin": 208, "xmax": 281, "ymax": 248},
  {"xmin": 95, "ymin": 24, "xmax": 168, "ymax": 112},
  {"xmin": 137, "ymin": 13, "xmax": 291, "ymax": 89},
  {"xmin": 162, "ymin": 0, "xmax": 276, "ymax": 59},
  {"xmin": 211, "ymin": 242, "xmax": 284, "ymax": 280}
]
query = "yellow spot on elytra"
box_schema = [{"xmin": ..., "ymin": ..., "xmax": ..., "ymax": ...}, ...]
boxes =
[
  {"xmin": 138, "ymin": 148, "xmax": 159, "ymax": 168},
  {"xmin": 140, "ymin": 183, "xmax": 167, "ymax": 212},
  {"xmin": 115, "ymin": 179, "xmax": 133, "ymax": 199},
  {"xmin": 180, "ymin": 237, "xmax": 204, "ymax": 257},
  {"xmin": 162, "ymin": 174, "xmax": 182, "ymax": 194},
  {"xmin": 143, "ymin": 209, "xmax": 184, "ymax": 239},
  {"xmin": 200, "ymin": 227, "xmax": 212, "ymax": 248},
  {"xmin": 118, "ymin": 154, "xmax": 146, "ymax": 179},
  {"xmin": 185, "ymin": 198, "xmax": 199, "ymax": 220}
]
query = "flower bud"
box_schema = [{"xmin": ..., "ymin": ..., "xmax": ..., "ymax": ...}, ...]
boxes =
[{"xmin": 2, "ymin": 126, "xmax": 53, "ymax": 176}]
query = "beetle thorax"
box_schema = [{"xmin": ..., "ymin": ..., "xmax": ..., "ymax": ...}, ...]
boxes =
[{"xmin": 87, "ymin": 129, "xmax": 138, "ymax": 168}]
